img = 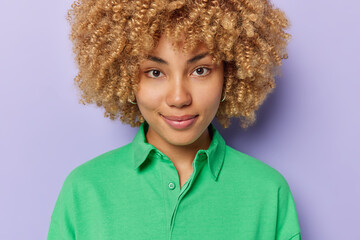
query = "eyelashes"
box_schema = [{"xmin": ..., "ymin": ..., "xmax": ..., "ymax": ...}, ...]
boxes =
[
  {"xmin": 192, "ymin": 67, "xmax": 210, "ymax": 76},
  {"xmin": 145, "ymin": 69, "xmax": 164, "ymax": 78},
  {"xmin": 144, "ymin": 66, "xmax": 212, "ymax": 79}
]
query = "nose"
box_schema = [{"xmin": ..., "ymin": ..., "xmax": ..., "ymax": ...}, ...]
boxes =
[{"xmin": 166, "ymin": 76, "xmax": 192, "ymax": 108}]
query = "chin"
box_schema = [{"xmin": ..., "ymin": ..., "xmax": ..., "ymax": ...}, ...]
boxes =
[
  {"xmin": 163, "ymin": 130, "xmax": 201, "ymax": 146},
  {"xmin": 167, "ymin": 139, "xmax": 196, "ymax": 146}
]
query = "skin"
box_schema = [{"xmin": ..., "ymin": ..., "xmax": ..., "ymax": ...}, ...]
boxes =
[{"xmin": 135, "ymin": 35, "xmax": 224, "ymax": 187}]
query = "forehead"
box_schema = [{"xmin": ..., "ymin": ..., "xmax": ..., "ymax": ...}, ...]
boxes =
[{"xmin": 147, "ymin": 34, "xmax": 210, "ymax": 58}]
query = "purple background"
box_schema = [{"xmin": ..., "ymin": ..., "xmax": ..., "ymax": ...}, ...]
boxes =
[{"xmin": 1, "ymin": 0, "xmax": 359, "ymax": 239}]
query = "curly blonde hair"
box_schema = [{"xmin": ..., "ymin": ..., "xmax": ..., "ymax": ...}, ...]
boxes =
[{"xmin": 66, "ymin": 0, "xmax": 291, "ymax": 129}]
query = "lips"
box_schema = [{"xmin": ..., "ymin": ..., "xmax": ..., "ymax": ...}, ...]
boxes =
[
  {"xmin": 161, "ymin": 115, "xmax": 198, "ymax": 121},
  {"xmin": 160, "ymin": 114, "xmax": 199, "ymax": 129}
]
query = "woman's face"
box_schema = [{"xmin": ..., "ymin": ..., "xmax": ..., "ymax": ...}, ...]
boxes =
[{"xmin": 136, "ymin": 35, "xmax": 224, "ymax": 147}]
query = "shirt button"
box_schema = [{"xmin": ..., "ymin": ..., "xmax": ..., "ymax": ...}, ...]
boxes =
[{"xmin": 168, "ymin": 182, "xmax": 176, "ymax": 190}]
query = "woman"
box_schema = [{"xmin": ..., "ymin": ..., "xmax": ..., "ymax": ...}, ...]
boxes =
[{"xmin": 48, "ymin": 0, "xmax": 301, "ymax": 239}]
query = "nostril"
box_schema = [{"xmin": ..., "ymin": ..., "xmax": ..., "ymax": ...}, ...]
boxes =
[{"xmin": 166, "ymin": 88, "xmax": 192, "ymax": 107}]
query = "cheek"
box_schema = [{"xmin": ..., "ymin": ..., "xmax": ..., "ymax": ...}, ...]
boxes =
[
  {"xmin": 197, "ymin": 80, "xmax": 223, "ymax": 102},
  {"xmin": 194, "ymin": 79, "xmax": 223, "ymax": 113},
  {"xmin": 136, "ymin": 83, "xmax": 163, "ymax": 113}
]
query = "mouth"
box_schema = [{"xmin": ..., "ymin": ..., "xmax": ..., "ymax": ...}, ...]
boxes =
[{"xmin": 160, "ymin": 114, "xmax": 199, "ymax": 129}]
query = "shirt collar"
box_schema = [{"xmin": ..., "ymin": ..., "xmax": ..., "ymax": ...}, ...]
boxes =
[{"xmin": 132, "ymin": 121, "xmax": 226, "ymax": 181}]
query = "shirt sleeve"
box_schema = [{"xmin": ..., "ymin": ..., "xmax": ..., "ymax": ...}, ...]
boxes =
[
  {"xmin": 289, "ymin": 232, "xmax": 302, "ymax": 240},
  {"xmin": 276, "ymin": 178, "xmax": 301, "ymax": 240},
  {"xmin": 47, "ymin": 173, "xmax": 76, "ymax": 240}
]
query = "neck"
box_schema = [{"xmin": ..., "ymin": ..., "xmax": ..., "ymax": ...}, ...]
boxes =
[{"xmin": 145, "ymin": 126, "xmax": 212, "ymax": 169}]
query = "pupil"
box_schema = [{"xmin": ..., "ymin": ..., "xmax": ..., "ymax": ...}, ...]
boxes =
[
  {"xmin": 153, "ymin": 70, "xmax": 160, "ymax": 76},
  {"xmin": 197, "ymin": 68, "xmax": 204, "ymax": 74}
]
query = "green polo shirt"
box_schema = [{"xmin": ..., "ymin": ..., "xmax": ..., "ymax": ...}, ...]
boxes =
[{"xmin": 48, "ymin": 122, "xmax": 301, "ymax": 240}]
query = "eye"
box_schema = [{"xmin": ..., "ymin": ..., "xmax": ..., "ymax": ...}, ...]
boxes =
[
  {"xmin": 192, "ymin": 67, "xmax": 211, "ymax": 77},
  {"xmin": 145, "ymin": 69, "xmax": 164, "ymax": 78}
]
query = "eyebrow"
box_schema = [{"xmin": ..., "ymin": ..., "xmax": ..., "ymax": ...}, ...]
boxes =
[{"xmin": 146, "ymin": 52, "xmax": 209, "ymax": 65}]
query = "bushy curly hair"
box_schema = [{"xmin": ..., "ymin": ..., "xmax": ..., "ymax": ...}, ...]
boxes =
[{"xmin": 66, "ymin": 0, "xmax": 291, "ymax": 129}]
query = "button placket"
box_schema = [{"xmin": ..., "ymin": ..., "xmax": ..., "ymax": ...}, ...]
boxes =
[
  {"xmin": 169, "ymin": 154, "xmax": 208, "ymax": 238},
  {"xmin": 168, "ymin": 181, "xmax": 176, "ymax": 190},
  {"xmin": 157, "ymin": 152, "xmax": 181, "ymax": 238}
]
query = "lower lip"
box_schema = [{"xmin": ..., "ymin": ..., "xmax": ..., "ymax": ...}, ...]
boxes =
[{"xmin": 161, "ymin": 115, "xmax": 198, "ymax": 130}]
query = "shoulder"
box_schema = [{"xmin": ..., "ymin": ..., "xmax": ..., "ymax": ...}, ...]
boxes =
[
  {"xmin": 63, "ymin": 143, "xmax": 133, "ymax": 187},
  {"xmin": 223, "ymin": 145, "xmax": 290, "ymax": 189}
]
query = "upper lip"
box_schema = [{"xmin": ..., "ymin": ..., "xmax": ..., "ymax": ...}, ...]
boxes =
[{"xmin": 161, "ymin": 114, "xmax": 198, "ymax": 121}]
